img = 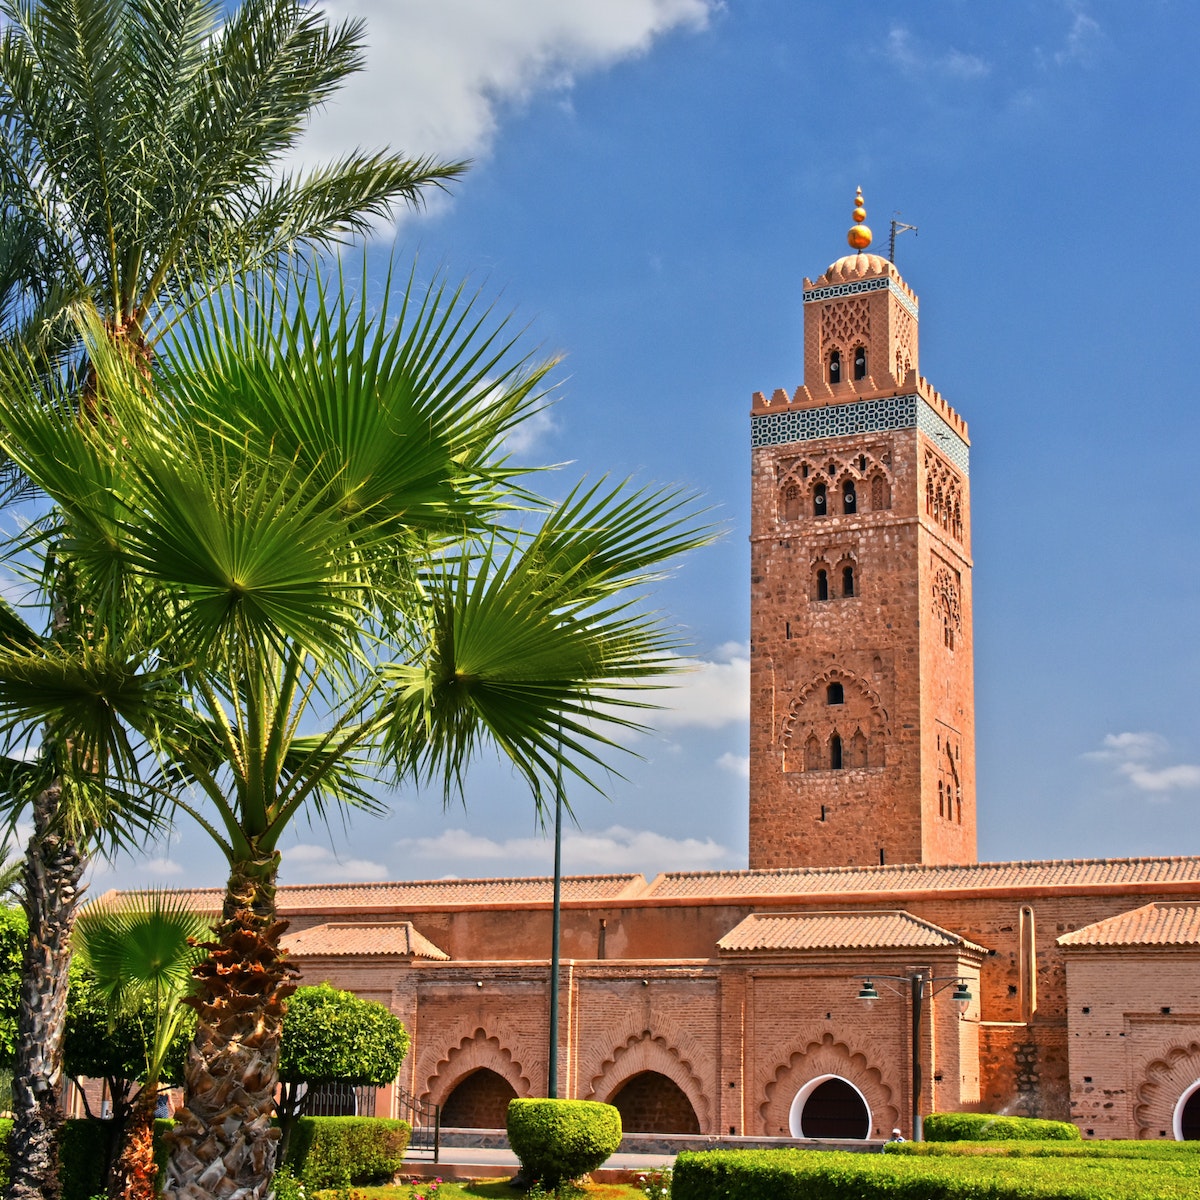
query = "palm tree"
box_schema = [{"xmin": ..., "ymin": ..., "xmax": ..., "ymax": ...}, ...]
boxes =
[
  {"xmin": 72, "ymin": 893, "xmax": 209, "ymax": 1200},
  {"xmin": 0, "ymin": 263, "xmax": 712, "ymax": 1199},
  {"xmin": 0, "ymin": 1, "xmax": 464, "ymax": 1193}
]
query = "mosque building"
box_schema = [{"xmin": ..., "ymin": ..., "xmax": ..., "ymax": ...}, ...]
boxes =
[{"xmin": 152, "ymin": 194, "xmax": 1200, "ymax": 1143}]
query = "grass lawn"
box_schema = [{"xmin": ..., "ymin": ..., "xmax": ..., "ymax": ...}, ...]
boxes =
[{"xmin": 313, "ymin": 1181, "xmax": 649, "ymax": 1200}]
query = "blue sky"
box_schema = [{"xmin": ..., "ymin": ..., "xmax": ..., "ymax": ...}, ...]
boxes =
[{"xmin": 95, "ymin": 0, "xmax": 1200, "ymax": 891}]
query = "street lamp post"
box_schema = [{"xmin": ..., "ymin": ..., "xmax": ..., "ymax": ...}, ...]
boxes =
[
  {"xmin": 548, "ymin": 757, "xmax": 564, "ymax": 1099},
  {"xmin": 857, "ymin": 971, "xmax": 971, "ymax": 1141}
]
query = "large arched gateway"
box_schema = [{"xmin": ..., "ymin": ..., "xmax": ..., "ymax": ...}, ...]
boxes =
[
  {"xmin": 789, "ymin": 1075, "xmax": 871, "ymax": 1140},
  {"xmin": 609, "ymin": 1070, "xmax": 701, "ymax": 1134}
]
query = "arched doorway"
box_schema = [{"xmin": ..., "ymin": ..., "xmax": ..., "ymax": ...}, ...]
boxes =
[
  {"xmin": 609, "ymin": 1071, "xmax": 701, "ymax": 1134},
  {"xmin": 441, "ymin": 1068, "xmax": 518, "ymax": 1128},
  {"xmin": 789, "ymin": 1074, "xmax": 871, "ymax": 1139},
  {"xmin": 1174, "ymin": 1081, "xmax": 1200, "ymax": 1140}
]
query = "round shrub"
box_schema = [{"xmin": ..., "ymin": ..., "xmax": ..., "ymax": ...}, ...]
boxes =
[
  {"xmin": 507, "ymin": 1098, "xmax": 621, "ymax": 1187},
  {"xmin": 924, "ymin": 1112, "xmax": 1081, "ymax": 1142}
]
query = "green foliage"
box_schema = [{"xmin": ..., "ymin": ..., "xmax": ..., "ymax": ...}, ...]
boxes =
[
  {"xmin": 889, "ymin": 1139, "xmax": 1200, "ymax": 1159},
  {"xmin": 637, "ymin": 1165, "xmax": 673, "ymax": 1199},
  {"xmin": 64, "ymin": 965, "xmax": 196, "ymax": 1088},
  {"xmin": 283, "ymin": 1116, "xmax": 411, "ymax": 1189},
  {"xmin": 280, "ymin": 983, "xmax": 410, "ymax": 1086},
  {"xmin": 0, "ymin": 906, "xmax": 25, "ymax": 1065},
  {"xmin": 506, "ymin": 1098, "xmax": 622, "ymax": 1189},
  {"xmin": 923, "ymin": 1111, "xmax": 1081, "ymax": 1141},
  {"xmin": 671, "ymin": 1147, "xmax": 1200, "ymax": 1200},
  {"xmin": 0, "ymin": 1117, "xmax": 173, "ymax": 1200}
]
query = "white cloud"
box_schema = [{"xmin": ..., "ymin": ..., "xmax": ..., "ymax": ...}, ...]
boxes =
[
  {"xmin": 397, "ymin": 823, "xmax": 729, "ymax": 874},
  {"xmin": 1084, "ymin": 731, "xmax": 1167, "ymax": 762},
  {"xmin": 655, "ymin": 642, "xmax": 749, "ymax": 729},
  {"xmin": 297, "ymin": 0, "xmax": 714, "ymax": 174},
  {"xmin": 885, "ymin": 26, "xmax": 989, "ymax": 81},
  {"xmin": 502, "ymin": 404, "xmax": 560, "ymax": 457},
  {"xmin": 141, "ymin": 857, "xmax": 185, "ymax": 878},
  {"xmin": 1054, "ymin": 4, "xmax": 1104, "ymax": 66},
  {"xmin": 716, "ymin": 751, "xmax": 749, "ymax": 778},
  {"xmin": 1086, "ymin": 732, "xmax": 1200, "ymax": 797},
  {"xmin": 281, "ymin": 843, "xmax": 390, "ymax": 882}
]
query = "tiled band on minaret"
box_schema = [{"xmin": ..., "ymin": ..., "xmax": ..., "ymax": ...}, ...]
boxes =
[{"xmin": 748, "ymin": 190, "xmax": 976, "ymax": 869}]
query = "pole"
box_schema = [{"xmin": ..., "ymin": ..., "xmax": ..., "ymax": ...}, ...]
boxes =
[
  {"xmin": 910, "ymin": 972, "xmax": 924, "ymax": 1142},
  {"xmin": 548, "ymin": 758, "xmax": 564, "ymax": 1098}
]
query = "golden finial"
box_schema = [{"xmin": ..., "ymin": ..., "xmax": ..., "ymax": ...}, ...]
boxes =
[{"xmin": 847, "ymin": 186, "xmax": 872, "ymax": 252}]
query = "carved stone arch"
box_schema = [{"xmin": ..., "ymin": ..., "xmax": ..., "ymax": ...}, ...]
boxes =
[
  {"xmin": 782, "ymin": 667, "xmax": 890, "ymax": 739},
  {"xmin": 780, "ymin": 481, "xmax": 801, "ymax": 522},
  {"xmin": 424, "ymin": 1027, "xmax": 532, "ymax": 1108},
  {"xmin": 757, "ymin": 1028, "xmax": 899, "ymax": 1138},
  {"xmin": 781, "ymin": 668, "xmax": 889, "ymax": 773},
  {"xmin": 586, "ymin": 1029, "xmax": 711, "ymax": 1132},
  {"xmin": 1134, "ymin": 1039, "xmax": 1200, "ymax": 1138},
  {"xmin": 870, "ymin": 472, "xmax": 891, "ymax": 511}
]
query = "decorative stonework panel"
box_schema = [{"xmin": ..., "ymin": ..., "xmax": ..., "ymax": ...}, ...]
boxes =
[
  {"xmin": 752, "ymin": 396, "xmax": 969, "ymax": 474},
  {"xmin": 820, "ymin": 297, "xmax": 870, "ymax": 353},
  {"xmin": 804, "ymin": 276, "xmax": 920, "ymax": 321}
]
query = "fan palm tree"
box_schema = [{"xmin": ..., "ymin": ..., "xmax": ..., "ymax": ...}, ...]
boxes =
[
  {"xmin": 0, "ymin": 265, "xmax": 713, "ymax": 1199},
  {"xmin": 0, "ymin": 1, "xmax": 464, "ymax": 1193},
  {"xmin": 72, "ymin": 892, "xmax": 210, "ymax": 1200}
]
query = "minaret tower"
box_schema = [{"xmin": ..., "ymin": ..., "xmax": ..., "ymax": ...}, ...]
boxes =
[{"xmin": 747, "ymin": 190, "xmax": 976, "ymax": 869}]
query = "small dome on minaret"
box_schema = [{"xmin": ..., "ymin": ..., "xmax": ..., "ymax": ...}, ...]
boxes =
[{"xmin": 847, "ymin": 186, "xmax": 872, "ymax": 251}]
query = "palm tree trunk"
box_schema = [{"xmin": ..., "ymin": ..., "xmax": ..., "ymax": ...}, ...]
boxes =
[
  {"xmin": 8, "ymin": 780, "xmax": 85, "ymax": 1200},
  {"xmin": 162, "ymin": 853, "xmax": 297, "ymax": 1200},
  {"xmin": 107, "ymin": 1083, "xmax": 158, "ymax": 1200}
]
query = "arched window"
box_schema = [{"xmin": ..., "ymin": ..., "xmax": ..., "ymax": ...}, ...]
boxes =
[
  {"xmin": 826, "ymin": 682, "xmax": 844, "ymax": 705},
  {"xmin": 871, "ymin": 475, "xmax": 890, "ymax": 510},
  {"xmin": 938, "ymin": 779, "xmax": 945, "ymax": 817},
  {"xmin": 813, "ymin": 483, "xmax": 827, "ymax": 517},
  {"xmin": 828, "ymin": 349, "xmax": 841, "ymax": 384},
  {"xmin": 925, "ymin": 478, "xmax": 934, "ymax": 515},
  {"xmin": 853, "ymin": 345, "xmax": 867, "ymax": 380},
  {"xmin": 841, "ymin": 480, "xmax": 857, "ymax": 515},
  {"xmin": 849, "ymin": 729, "xmax": 868, "ymax": 768},
  {"xmin": 804, "ymin": 734, "xmax": 821, "ymax": 771},
  {"xmin": 816, "ymin": 569, "xmax": 829, "ymax": 601},
  {"xmin": 842, "ymin": 565, "xmax": 855, "ymax": 597},
  {"xmin": 782, "ymin": 484, "xmax": 800, "ymax": 522},
  {"xmin": 829, "ymin": 734, "xmax": 843, "ymax": 770}
]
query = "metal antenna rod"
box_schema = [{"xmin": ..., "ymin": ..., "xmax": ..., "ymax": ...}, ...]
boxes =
[{"xmin": 889, "ymin": 214, "xmax": 919, "ymax": 263}]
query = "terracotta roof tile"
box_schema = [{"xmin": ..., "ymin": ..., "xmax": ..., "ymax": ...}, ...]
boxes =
[
  {"xmin": 102, "ymin": 874, "xmax": 648, "ymax": 914},
  {"xmin": 1058, "ymin": 902, "xmax": 1200, "ymax": 948},
  {"xmin": 643, "ymin": 857, "xmax": 1200, "ymax": 900},
  {"xmin": 718, "ymin": 910, "xmax": 988, "ymax": 954},
  {"xmin": 281, "ymin": 921, "xmax": 449, "ymax": 959}
]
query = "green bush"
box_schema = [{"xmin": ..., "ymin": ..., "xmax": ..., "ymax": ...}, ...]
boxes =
[
  {"xmin": 672, "ymin": 1147, "xmax": 1200, "ymax": 1200},
  {"xmin": 0, "ymin": 1115, "xmax": 173, "ymax": 1200},
  {"xmin": 923, "ymin": 1111, "xmax": 1080, "ymax": 1141},
  {"xmin": 506, "ymin": 1098, "xmax": 622, "ymax": 1188},
  {"xmin": 282, "ymin": 1115, "xmax": 411, "ymax": 1188},
  {"xmin": 890, "ymin": 1138, "xmax": 1200, "ymax": 1160}
]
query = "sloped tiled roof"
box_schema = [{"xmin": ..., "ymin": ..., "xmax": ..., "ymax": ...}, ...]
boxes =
[
  {"xmin": 718, "ymin": 910, "xmax": 988, "ymax": 955},
  {"xmin": 1058, "ymin": 901, "xmax": 1200, "ymax": 949},
  {"xmin": 643, "ymin": 857, "xmax": 1200, "ymax": 900},
  {"xmin": 99, "ymin": 874, "xmax": 647, "ymax": 914},
  {"xmin": 281, "ymin": 921, "xmax": 449, "ymax": 960}
]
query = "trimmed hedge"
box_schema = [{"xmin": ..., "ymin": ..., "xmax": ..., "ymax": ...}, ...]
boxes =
[
  {"xmin": 0, "ymin": 1116, "xmax": 174, "ymax": 1200},
  {"xmin": 506, "ymin": 1098, "xmax": 621, "ymax": 1187},
  {"xmin": 672, "ymin": 1147, "xmax": 1200, "ymax": 1200},
  {"xmin": 889, "ymin": 1139, "xmax": 1200, "ymax": 1160},
  {"xmin": 924, "ymin": 1111, "xmax": 1081, "ymax": 1141},
  {"xmin": 282, "ymin": 1115, "xmax": 411, "ymax": 1188}
]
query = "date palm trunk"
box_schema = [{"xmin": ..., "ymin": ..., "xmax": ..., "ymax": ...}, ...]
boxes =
[
  {"xmin": 107, "ymin": 1082, "xmax": 158, "ymax": 1200},
  {"xmin": 8, "ymin": 780, "xmax": 84, "ymax": 1200},
  {"xmin": 162, "ymin": 853, "xmax": 297, "ymax": 1200}
]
